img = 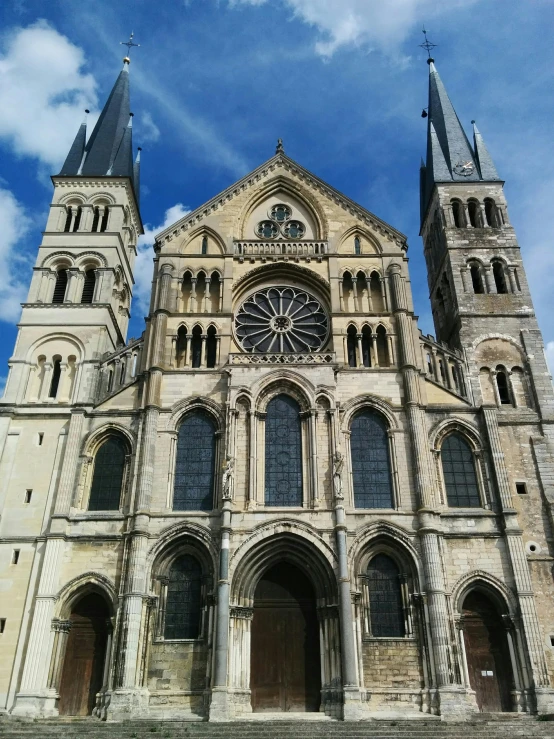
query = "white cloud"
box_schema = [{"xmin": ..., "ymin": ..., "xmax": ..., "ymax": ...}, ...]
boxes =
[
  {"xmin": 231, "ymin": 0, "xmax": 477, "ymax": 56},
  {"xmin": 139, "ymin": 111, "xmax": 160, "ymax": 143},
  {"xmin": 0, "ymin": 188, "xmax": 32, "ymax": 322},
  {"xmin": 134, "ymin": 204, "xmax": 191, "ymax": 316},
  {"xmin": 0, "ymin": 20, "xmax": 97, "ymax": 168}
]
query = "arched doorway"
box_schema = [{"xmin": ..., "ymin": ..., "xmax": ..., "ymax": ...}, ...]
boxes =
[
  {"xmin": 58, "ymin": 593, "xmax": 111, "ymax": 716},
  {"xmin": 462, "ymin": 591, "xmax": 514, "ymax": 712},
  {"xmin": 251, "ymin": 562, "xmax": 320, "ymax": 712}
]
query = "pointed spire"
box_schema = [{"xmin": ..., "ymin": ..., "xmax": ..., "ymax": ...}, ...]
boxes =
[
  {"xmin": 110, "ymin": 113, "xmax": 134, "ymax": 176},
  {"xmin": 80, "ymin": 60, "xmax": 132, "ymax": 177},
  {"xmin": 133, "ymin": 147, "xmax": 141, "ymax": 205},
  {"xmin": 58, "ymin": 110, "xmax": 88, "ymax": 175},
  {"xmin": 427, "ymin": 60, "xmax": 478, "ymax": 180},
  {"xmin": 472, "ymin": 120, "xmax": 500, "ymax": 180}
]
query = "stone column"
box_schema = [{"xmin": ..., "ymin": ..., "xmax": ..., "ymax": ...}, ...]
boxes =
[
  {"xmin": 338, "ymin": 280, "xmax": 344, "ymax": 312},
  {"xmin": 247, "ymin": 410, "xmax": 257, "ymax": 510},
  {"xmin": 110, "ymin": 376, "xmax": 160, "ymax": 717},
  {"xmin": 204, "ymin": 278, "xmax": 211, "ymax": 313},
  {"xmin": 210, "ymin": 496, "xmax": 233, "ymax": 721},
  {"xmin": 484, "ymin": 266, "xmax": 495, "ymax": 293},
  {"xmin": 12, "ymin": 538, "xmax": 66, "ymax": 716},
  {"xmin": 191, "ymin": 278, "xmax": 197, "ymax": 312},
  {"xmin": 371, "ymin": 333, "xmax": 379, "ymax": 368},
  {"xmin": 507, "ymin": 267, "xmax": 518, "ymax": 293},
  {"xmin": 170, "ymin": 335, "xmax": 177, "ymax": 368},
  {"xmin": 309, "ymin": 409, "xmax": 319, "ymax": 508},
  {"xmin": 460, "ymin": 267, "xmax": 469, "ymax": 293},
  {"xmin": 356, "ymin": 334, "xmax": 364, "ymax": 368},
  {"xmin": 200, "ymin": 335, "xmax": 207, "ymax": 368}
]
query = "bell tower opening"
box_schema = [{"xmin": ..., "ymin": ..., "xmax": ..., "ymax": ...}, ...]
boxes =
[{"xmin": 250, "ymin": 562, "xmax": 320, "ymax": 713}]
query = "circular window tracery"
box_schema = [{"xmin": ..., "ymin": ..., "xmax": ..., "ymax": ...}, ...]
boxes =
[
  {"xmin": 235, "ymin": 286, "xmax": 328, "ymax": 353},
  {"xmin": 255, "ymin": 203, "xmax": 306, "ymax": 241}
]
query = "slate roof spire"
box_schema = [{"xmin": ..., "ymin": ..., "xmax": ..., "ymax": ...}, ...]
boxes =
[
  {"xmin": 133, "ymin": 148, "xmax": 142, "ymax": 206},
  {"xmin": 58, "ymin": 58, "xmax": 135, "ymax": 180},
  {"xmin": 59, "ymin": 109, "xmax": 88, "ymax": 176},
  {"xmin": 420, "ymin": 58, "xmax": 501, "ymax": 224}
]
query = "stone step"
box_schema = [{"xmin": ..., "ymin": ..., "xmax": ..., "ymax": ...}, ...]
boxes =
[{"xmin": 1, "ymin": 718, "xmax": 553, "ymax": 739}]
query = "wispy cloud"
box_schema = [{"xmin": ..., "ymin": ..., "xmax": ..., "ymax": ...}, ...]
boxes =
[
  {"xmin": 230, "ymin": 0, "xmax": 478, "ymax": 57},
  {"xmin": 0, "ymin": 188, "xmax": 33, "ymax": 322}
]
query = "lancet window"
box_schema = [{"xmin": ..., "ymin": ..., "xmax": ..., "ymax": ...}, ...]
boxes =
[
  {"xmin": 173, "ymin": 411, "xmax": 216, "ymax": 511},
  {"xmin": 366, "ymin": 554, "xmax": 405, "ymax": 637},
  {"xmin": 88, "ymin": 436, "xmax": 127, "ymax": 511},
  {"xmin": 350, "ymin": 409, "xmax": 393, "ymax": 508},
  {"xmin": 264, "ymin": 394, "xmax": 303, "ymax": 506},
  {"xmin": 441, "ymin": 433, "xmax": 481, "ymax": 508},
  {"xmin": 164, "ymin": 555, "xmax": 203, "ymax": 640}
]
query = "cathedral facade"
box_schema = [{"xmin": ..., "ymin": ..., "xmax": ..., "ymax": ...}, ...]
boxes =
[{"xmin": 1, "ymin": 53, "xmax": 554, "ymax": 722}]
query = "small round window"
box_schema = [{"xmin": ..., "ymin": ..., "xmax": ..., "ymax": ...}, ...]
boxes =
[
  {"xmin": 283, "ymin": 220, "xmax": 305, "ymax": 239},
  {"xmin": 270, "ymin": 204, "xmax": 291, "ymax": 223},
  {"xmin": 256, "ymin": 221, "xmax": 279, "ymax": 239}
]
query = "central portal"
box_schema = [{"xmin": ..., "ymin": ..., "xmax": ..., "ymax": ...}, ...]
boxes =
[{"xmin": 251, "ymin": 562, "xmax": 321, "ymax": 712}]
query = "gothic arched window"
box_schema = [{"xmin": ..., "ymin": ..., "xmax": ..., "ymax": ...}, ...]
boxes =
[
  {"xmin": 49, "ymin": 358, "xmax": 62, "ymax": 398},
  {"xmin": 88, "ymin": 436, "xmax": 127, "ymax": 510},
  {"xmin": 492, "ymin": 261, "xmax": 508, "ymax": 294},
  {"xmin": 173, "ymin": 411, "xmax": 216, "ymax": 511},
  {"xmin": 347, "ymin": 325, "xmax": 357, "ymax": 367},
  {"xmin": 164, "ymin": 555, "xmax": 202, "ymax": 640},
  {"xmin": 201, "ymin": 235, "xmax": 208, "ymax": 255},
  {"xmin": 367, "ymin": 554, "xmax": 404, "ymax": 637},
  {"xmin": 81, "ymin": 269, "xmax": 96, "ymax": 304},
  {"xmin": 52, "ymin": 269, "xmax": 68, "ymax": 303},
  {"xmin": 451, "ymin": 200, "xmax": 464, "ymax": 228},
  {"xmin": 441, "ymin": 433, "xmax": 480, "ymax": 508},
  {"xmin": 354, "ymin": 236, "xmax": 361, "ymax": 255},
  {"xmin": 469, "ymin": 263, "xmax": 485, "ymax": 294},
  {"xmin": 350, "ymin": 410, "xmax": 393, "ymax": 508},
  {"xmin": 496, "ymin": 369, "xmax": 512, "ymax": 404},
  {"xmin": 265, "ymin": 394, "xmax": 303, "ymax": 506}
]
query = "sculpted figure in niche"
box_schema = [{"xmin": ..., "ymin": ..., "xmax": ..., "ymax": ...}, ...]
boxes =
[
  {"xmin": 333, "ymin": 450, "xmax": 344, "ymax": 499},
  {"xmin": 222, "ymin": 457, "xmax": 234, "ymax": 500}
]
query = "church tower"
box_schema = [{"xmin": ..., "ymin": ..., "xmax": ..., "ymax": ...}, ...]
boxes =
[
  {"xmin": 419, "ymin": 57, "xmax": 554, "ymax": 417},
  {"xmin": 2, "ymin": 57, "xmax": 142, "ymax": 408}
]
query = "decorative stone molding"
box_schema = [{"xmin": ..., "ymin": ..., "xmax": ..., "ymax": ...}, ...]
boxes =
[{"xmin": 229, "ymin": 352, "xmax": 335, "ymax": 365}]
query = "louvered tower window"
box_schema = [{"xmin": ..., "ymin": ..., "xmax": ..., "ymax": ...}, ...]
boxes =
[
  {"xmin": 441, "ymin": 433, "xmax": 480, "ymax": 507},
  {"xmin": 164, "ymin": 555, "xmax": 202, "ymax": 640},
  {"xmin": 350, "ymin": 410, "xmax": 393, "ymax": 508},
  {"xmin": 264, "ymin": 394, "xmax": 303, "ymax": 506},
  {"xmin": 81, "ymin": 269, "xmax": 96, "ymax": 304},
  {"xmin": 52, "ymin": 269, "xmax": 68, "ymax": 303},
  {"xmin": 367, "ymin": 554, "xmax": 404, "ymax": 637},
  {"xmin": 88, "ymin": 437, "xmax": 126, "ymax": 510},
  {"xmin": 173, "ymin": 412, "xmax": 216, "ymax": 511}
]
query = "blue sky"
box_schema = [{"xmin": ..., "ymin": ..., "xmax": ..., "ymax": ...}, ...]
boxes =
[{"xmin": 1, "ymin": 0, "xmax": 553, "ymax": 390}]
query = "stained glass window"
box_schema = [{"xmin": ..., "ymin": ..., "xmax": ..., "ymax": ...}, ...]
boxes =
[
  {"xmin": 270, "ymin": 204, "xmax": 291, "ymax": 223},
  {"xmin": 164, "ymin": 555, "xmax": 202, "ymax": 639},
  {"xmin": 265, "ymin": 394, "xmax": 303, "ymax": 506},
  {"xmin": 88, "ymin": 437, "xmax": 126, "ymax": 510},
  {"xmin": 256, "ymin": 221, "xmax": 279, "ymax": 239},
  {"xmin": 441, "ymin": 433, "xmax": 480, "ymax": 507},
  {"xmin": 367, "ymin": 554, "xmax": 404, "ymax": 637},
  {"xmin": 173, "ymin": 412, "xmax": 216, "ymax": 511},
  {"xmin": 351, "ymin": 410, "xmax": 393, "ymax": 508},
  {"xmin": 235, "ymin": 287, "xmax": 328, "ymax": 354},
  {"xmin": 283, "ymin": 220, "xmax": 305, "ymax": 239}
]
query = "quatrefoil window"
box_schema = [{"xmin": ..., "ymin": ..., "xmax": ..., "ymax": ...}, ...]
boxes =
[{"xmin": 255, "ymin": 203, "xmax": 306, "ymax": 240}]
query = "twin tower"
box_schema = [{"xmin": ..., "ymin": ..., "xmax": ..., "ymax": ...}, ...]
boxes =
[{"xmin": 1, "ymin": 50, "xmax": 554, "ymax": 722}]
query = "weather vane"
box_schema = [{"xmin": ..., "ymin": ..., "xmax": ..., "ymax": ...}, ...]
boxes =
[
  {"xmin": 419, "ymin": 26, "xmax": 437, "ymax": 59},
  {"xmin": 121, "ymin": 32, "xmax": 140, "ymax": 61}
]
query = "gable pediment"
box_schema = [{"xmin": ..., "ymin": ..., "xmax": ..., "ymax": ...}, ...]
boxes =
[{"xmin": 155, "ymin": 153, "xmax": 407, "ymax": 254}]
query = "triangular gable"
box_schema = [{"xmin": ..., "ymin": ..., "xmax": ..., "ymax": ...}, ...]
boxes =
[{"xmin": 154, "ymin": 152, "xmax": 407, "ymax": 250}]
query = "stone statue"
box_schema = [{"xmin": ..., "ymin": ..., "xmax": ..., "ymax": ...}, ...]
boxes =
[
  {"xmin": 222, "ymin": 457, "xmax": 234, "ymax": 500},
  {"xmin": 332, "ymin": 450, "xmax": 344, "ymax": 499}
]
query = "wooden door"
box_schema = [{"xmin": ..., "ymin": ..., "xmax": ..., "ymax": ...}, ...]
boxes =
[
  {"xmin": 251, "ymin": 563, "xmax": 320, "ymax": 712},
  {"xmin": 58, "ymin": 594, "xmax": 109, "ymax": 716},
  {"xmin": 463, "ymin": 591, "xmax": 513, "ymax": 712}
]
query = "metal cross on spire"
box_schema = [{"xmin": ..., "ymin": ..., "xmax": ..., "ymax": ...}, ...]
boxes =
[
  {"xmin": 419, "ymin": 26, "xmax": 437, "ymax": 59},
  {"xmin": 121, "ymin": 32, "xmax": 140, "ymax": 62}
]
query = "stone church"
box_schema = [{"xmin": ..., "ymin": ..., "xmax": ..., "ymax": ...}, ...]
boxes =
[{"xmin": 1, "ymin": 49, "xmax": 554, "ymax": 723}]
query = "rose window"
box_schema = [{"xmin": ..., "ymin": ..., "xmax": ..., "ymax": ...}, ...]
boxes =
[
  {"xmin": 255, "ymin": 203, "xmax": 306, "ymax": 240},
  {"xmin": 235, "ymin": 286, "xmax": 328, "ymax": 353}
]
